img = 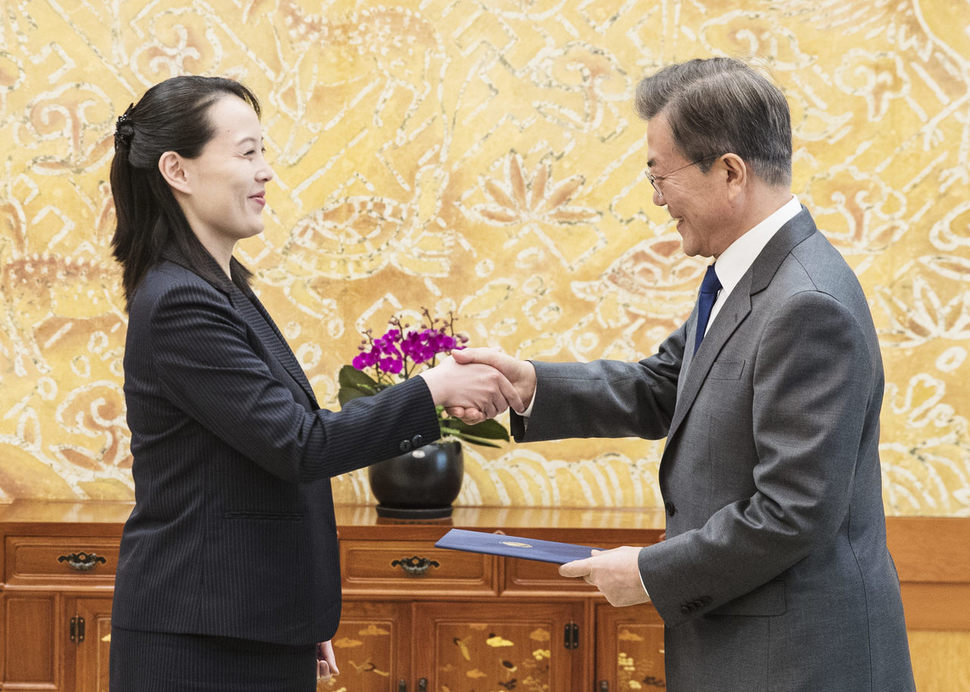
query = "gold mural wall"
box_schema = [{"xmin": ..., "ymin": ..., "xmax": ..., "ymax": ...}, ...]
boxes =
[{"xmin": 1, "ymin": 0, "xmax": 968, "ymax": 516}]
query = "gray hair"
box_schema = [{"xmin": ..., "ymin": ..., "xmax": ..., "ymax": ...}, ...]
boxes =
[{"xmin": 635, "ymin": 58, "xmax": 792, "ymax": 187}]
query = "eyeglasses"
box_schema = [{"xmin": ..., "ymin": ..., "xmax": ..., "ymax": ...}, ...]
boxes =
[{"xmin": 645, "ymin": 155, "xmax": 720, "ymax": 198}]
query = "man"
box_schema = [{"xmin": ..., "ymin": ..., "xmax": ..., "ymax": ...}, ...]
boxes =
[{"xmin": 453, "ymin": 58, "xmax": 915, "ymax": 690}]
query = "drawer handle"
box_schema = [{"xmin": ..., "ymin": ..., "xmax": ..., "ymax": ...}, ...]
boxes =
[
  {"xmin": 58, "ymin": 552, "xmax": 107, "ymax": 571},
  {"xmin": 391, "ymin": 556, "xmax": 439, "ymax": 576}
]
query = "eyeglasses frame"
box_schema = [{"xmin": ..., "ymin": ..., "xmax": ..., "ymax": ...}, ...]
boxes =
[{"xmin": 645, "ymin": 154, "xmax": 722, "ymax": 197}]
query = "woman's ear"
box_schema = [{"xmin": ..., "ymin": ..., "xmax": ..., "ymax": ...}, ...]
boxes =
[{"xmin": 158, "ymin": 151, "xmax": 190, "ymax": 194}]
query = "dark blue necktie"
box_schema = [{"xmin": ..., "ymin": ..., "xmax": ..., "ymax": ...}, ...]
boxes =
[{"xmin": 694, "ymin": 264, "xmax": 722, "ymax": 354}]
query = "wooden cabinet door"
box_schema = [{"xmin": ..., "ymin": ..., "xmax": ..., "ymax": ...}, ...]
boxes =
[
  {"xmin": 412, "ymin": 601, "xmax": 586, "ymax": 691},
  {"xmin": 69, "ymin": 597, "xmax": 113, "ymax": 692},
  {"xmin": 594, "ymin": 603, "xmax": 666, "ymax": 691},
  {"xmin": 2, "ymin": 591, "xmax": 60, "ymax": 690},
  {"xmin": 322, "ymin": 601, "xmax": 411, "ymax": 691}
]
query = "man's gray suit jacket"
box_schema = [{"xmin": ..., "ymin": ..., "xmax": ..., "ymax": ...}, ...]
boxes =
[{"xmin": 514, "ymin": 209, "xmax": 915, "ymax": 691}]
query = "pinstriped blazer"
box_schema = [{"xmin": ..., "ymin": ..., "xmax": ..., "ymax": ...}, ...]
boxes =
[
  {"xmin": 513, "ymin": 209, "xmax": 914, "ymax": 691},
  {"xmin": 111, "ymin": 248, "xmax": 441, "ymax": 645}
]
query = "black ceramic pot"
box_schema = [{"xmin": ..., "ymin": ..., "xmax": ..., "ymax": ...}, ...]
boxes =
[{"xmin": 368, "ymin": 440, "xmax": 464, "ymax": 519}]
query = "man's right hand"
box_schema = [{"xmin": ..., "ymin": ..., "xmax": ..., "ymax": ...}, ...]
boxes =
[
  {"xmin": 418, "ymin": 356, "xmax": 523, "ymax": 422},
  {"xmin": 446, "ymin": 348, "xmax": 537, "ymax": 422}
]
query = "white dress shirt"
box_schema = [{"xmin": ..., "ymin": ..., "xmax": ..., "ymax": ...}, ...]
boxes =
[{"xmin": 704, "ymin": 195, "xmax": 802, "ymax": 335}]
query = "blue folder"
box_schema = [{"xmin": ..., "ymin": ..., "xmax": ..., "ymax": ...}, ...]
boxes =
[{"xmin": 435, "ymin": 528, "xmax": 599, "ymax": 564}]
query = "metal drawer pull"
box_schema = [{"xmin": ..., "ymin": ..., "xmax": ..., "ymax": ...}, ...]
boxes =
[
  {"xmin": 391, "ymin": 556, "xmax": 440, "ymax": 576},
  {"xmin": 57, "ymin": 552, "xmax": 107, "ymax": 571}
]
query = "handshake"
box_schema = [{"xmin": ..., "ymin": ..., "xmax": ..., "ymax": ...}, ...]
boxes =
[
  {"xmin": 418, "ymin": 347, "xmax": 652, "ymax": 609},
  {"xmin": 417, "ymin": 348, "xmax": 537, "ymax": 425}
]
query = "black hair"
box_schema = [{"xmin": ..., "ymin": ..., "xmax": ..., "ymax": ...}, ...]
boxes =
[
  {"xmin": 635, "ymin": 58, "xmax": 792, "ymax": 187},
  {"xmin": 109, "ymin": 75, "xmax": 261, "ymax": 308}
]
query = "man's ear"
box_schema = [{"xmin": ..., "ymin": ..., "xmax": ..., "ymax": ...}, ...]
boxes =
[
  {"xmin": 158, "ymin": 151, "xmax": 191, "ymax": 195},
  {"xmin": 721, "ymin": 153, "xmax": 747, "ymax": 199}
]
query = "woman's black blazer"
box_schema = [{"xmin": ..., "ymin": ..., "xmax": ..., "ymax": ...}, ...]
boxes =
[{"xmin": 111, "ymin": 250, "xmax": 440, "ymax": 645}]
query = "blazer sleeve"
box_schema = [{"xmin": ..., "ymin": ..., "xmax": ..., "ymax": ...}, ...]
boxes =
[
  {"xmin": 639, "ymin": 290, "xmax": 877, "ymax": 626},
  {"xmin": 511, "ymin": 321, "xmax": 686, "ymax": 442},
  {"xmin": 140, "ymin": 279, "xmax": 441, "ymax": 483}
]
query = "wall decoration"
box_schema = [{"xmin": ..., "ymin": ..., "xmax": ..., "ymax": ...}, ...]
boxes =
[{"xmin": 1, "ymin": 0, "xmax": 967, "ymax": 515}]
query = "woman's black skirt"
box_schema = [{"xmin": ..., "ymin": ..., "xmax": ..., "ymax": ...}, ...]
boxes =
[{"xmin": 109, "ymin": 626, "xmax": 316, "ymax": 692}]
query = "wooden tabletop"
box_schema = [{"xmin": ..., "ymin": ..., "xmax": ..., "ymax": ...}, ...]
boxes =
[{"xmin": 0, "ymin": 499, "xmax": 666, "ymax": 539}]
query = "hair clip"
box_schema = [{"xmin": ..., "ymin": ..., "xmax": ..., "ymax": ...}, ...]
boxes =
[{"xmin": 114, "ymin": 103, "xmax": 135, "ymax": 149}]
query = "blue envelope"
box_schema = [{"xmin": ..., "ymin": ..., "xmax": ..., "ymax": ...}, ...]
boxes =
[{"xmin": 435, "ymin": 528, "xmax": 599, "ymax": 564}]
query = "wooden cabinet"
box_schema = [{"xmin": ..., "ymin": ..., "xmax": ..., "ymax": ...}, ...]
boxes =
[
  {"xmin": 412, "ymin": 600, "xmax": 586, "ymax": 691},
  {"xmin": 323, "ymin": 506, "xmax": 668, "ymax": 691},
  {"xmin": 3, "ymin": 590, "xmax": 58, "ymax": 687},
  {"xmin": 325, "ymin": 601, "xmax": 411, "ymax": 690},
  {"xmin": 2, "ymin": 593, "xmax": 112, "ymax": 692},
  {"xmin": 1, "ymin": 502, "xmax": 669, "ymax": 692},
  {"xmin": 332, "ymin": 600, "xmax": 587, "ymax": 691},
  {"xmin": 340, "ymin": 539, "xmax": 496, "ymax": 596},
  {"xmin": 0, "ymin": 502, "xmax": 126, "ymax": 692},
  {"xmin": 595, "ymin": 604, "xmax": 666, "ymax": 691},
  {"xmin": 4, "ymin": 502, "xmax": 965, "ymax": 691},
  {"xmin": 67, "ymin": 597, "xmax": 113, "ymax": 692}
]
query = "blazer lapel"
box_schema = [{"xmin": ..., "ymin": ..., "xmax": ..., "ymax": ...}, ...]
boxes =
[
  {"xmin": 159, "ymin": 245, "xmax": 319, "ymax": 409},
  {"xmin": 667, "ymin": 276, "xmax": 752, "ymax": 442},
  {"xmin": 666, "ymin": 207, "xmax": 818, "ymax": 444},
  {"xmin": 230, "ymin": 287, "xmax": 319, "ymax": 409}
]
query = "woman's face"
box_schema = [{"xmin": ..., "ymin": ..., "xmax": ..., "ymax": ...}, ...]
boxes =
[{"xmin": 174, "ymin": 95, "xmax": 273, "ymax": 258}]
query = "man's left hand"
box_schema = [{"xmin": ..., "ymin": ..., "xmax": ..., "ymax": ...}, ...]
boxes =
[{"xmin": 559, "ymin": 546, "xmax": 650, "ymax": 607}]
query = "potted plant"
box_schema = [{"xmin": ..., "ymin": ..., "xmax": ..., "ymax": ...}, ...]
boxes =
[{"xmin": 339, "ymin": 309, "xmax": 509, "ymax": 518}]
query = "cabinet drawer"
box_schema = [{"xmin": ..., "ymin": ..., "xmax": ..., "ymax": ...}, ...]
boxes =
[
  {"xmin": 5, "ymin": 536, "xmax": 119, "ymax": 584},
  {"xmin": 504, "ymin": 556, "xmax": 598, "ymax": 594},
  {"xmin": 340, "ymin": 540, "xmax": 496, "ymax": 595}
]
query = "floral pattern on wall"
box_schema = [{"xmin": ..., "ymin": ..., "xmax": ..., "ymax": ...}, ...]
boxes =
[{"xmin": 0, "ymin": 0, "xmax": 968, "ymax": 515}]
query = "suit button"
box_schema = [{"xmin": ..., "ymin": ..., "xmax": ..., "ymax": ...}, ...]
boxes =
[
  {"xmin": 680, "ymin": 604, "xmax": 691, "ymax": 615},
  {"xmin": 399, "ymin": 440, "xmax": 413, "ymax": 453},
  {"xmin": 665, "ymin": 502, "xmax": 677, "ymax": 516},
  {"xmin": 411, "ymin": 434, "xmax": 424, "ymax": 448}
]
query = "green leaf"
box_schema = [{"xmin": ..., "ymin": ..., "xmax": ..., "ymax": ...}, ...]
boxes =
[
  {"xmin": 444, "ymin": 417, "xmax": 510, "ymax": 441},
  {"xmin": 450, "ymin": 434, "xmax": 503, "ymax": 448},
  {"xmin": 337, "ymin": 365, "xmax": 384, "ymax": 407},
  {"xmin": 338, "ymin": 365, "xmax": 379, "ymax": 390},
  {"xmin": 438, "ymin": 414, "xmax": 510, "ymax": 448},
  {"xmin": 337, "ymin": 387, "xmax": 369, "ymax": 407}
]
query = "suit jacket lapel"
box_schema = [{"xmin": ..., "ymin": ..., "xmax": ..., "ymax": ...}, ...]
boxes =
[
  {"xmin": 667, "ymin": 276, "xmax": 752, "ymax": 442},
  {"xmin": 159, "ymin": 245, "xmax": 319, "ymax": 409},
  {"xmin": 666, "ymin": 207, "xmax": 817, "ymax": 444},
  {"xmin": 230, "ymin": 287, "xmax": 319, "ymax": 409}
]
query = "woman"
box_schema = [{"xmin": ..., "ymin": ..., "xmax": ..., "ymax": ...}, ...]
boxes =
[{"xmin": 108, "ymin": 75, "xmax": 520, "ymax": 691}]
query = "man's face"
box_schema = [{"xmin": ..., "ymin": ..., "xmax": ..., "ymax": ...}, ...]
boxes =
[{"xmin": 646, "ymin": 114, "xmax": 731, "ymax": 259}]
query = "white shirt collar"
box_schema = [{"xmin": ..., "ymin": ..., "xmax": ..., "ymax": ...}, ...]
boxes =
[{"xmin": 713, "ymin": 195, "xmax": 801, "ymax": 299}]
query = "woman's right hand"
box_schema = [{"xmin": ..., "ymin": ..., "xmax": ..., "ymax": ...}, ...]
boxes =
[{"xmin": 418, "ymin": 355, "xmax": 524, "ymax": 422}]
